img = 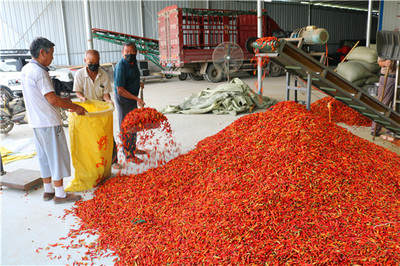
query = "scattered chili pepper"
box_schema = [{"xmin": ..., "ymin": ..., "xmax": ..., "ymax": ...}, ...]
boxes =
[
  {"xmin": 43, "ymin": 101, "xmax": 399, "ymax": 264},
  {"xmin": 251, "ymin": 36, "xmax": 280, "ymax": 94}
]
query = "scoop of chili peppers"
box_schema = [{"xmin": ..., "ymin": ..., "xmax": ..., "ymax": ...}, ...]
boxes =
[{"xmin": 119, "ymin": 107, "xmax": 178, "ymax": 166}]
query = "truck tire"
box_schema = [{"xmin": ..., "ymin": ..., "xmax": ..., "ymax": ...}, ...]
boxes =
[
  {"xmin": 178, "ymin": 73, "xmax": 187, "ymax": 81},
  {"xmin": 204, "ymin": 64, "xmax": 223, "ymax": 83},
  {"xmin": 268, "ymin": 62, "xmax": 282, "ymax": 77},
  {"xmin": 188, "ymin": 73, "xmax": 204, "ymax": 81}
]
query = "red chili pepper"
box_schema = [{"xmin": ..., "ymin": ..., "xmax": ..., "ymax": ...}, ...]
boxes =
[{"xmin": 42, "ymin": 101, "xmax": 399, "ymax": 264}]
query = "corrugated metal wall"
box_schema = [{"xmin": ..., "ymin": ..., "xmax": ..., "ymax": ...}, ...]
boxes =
[
  {"xmin": 0, "ymin": 0, "xmax": 379, "ymax": 66},
  {"xmin": 0, "ymin": 0, "xmax": 68, "ymax": 64},
  {"xmin": 381, "ymin": 0, "xmax": 400, "ymax": 31}
]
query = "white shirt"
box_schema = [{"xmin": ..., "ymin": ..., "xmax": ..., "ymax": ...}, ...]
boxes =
[
  {"xmin": 73, "ymin": 67, "xmax": 112, "ymax": 101},
  {"xmin": 21, "ymin": 60, "xmax": 62, "ymax": 128}
]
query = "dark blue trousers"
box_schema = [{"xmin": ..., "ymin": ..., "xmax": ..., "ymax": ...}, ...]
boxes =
[{"xmin": 115, "ymin": 94, "xmax": 137, "ymax": 159}]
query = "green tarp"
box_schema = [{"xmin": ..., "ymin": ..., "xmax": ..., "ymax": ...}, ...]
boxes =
[{"xmin": 161, "ymin": 78, "xmax": 277, "ymax": 116}]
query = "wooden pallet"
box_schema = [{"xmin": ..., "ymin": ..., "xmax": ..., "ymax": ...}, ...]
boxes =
[{"xmin": 0, "ymin": 169, "xmax": 42, "ymax": 191}]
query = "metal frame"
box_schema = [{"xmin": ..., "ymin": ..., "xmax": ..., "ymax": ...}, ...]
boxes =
[
  {"xmin": 91, "ymin": 28, "xmax": 162, "ymax": 70},
  {"xmin": 285, "ymin": 72, "xmax": 312, "ymax": 110},
  {"xmin": 394, "ymin": 61, "xmax": 399, "ymax": 112}
]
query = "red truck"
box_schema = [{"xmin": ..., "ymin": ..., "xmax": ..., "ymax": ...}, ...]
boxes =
[{"xmin": 158, "ymin": 5, "xmax": 286, "ymax": 82}]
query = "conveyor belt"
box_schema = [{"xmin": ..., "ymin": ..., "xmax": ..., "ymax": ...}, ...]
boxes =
[
  {"xmin": 268, "ymin": 40, "xmax": 400, "ymax": 135},
  {"xmin": 91, "ymin": 28, "xmax": 163, "ymax": 70}
]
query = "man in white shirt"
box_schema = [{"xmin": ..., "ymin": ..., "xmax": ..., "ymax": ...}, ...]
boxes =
[
  {"xmin": 73, "ymin": 49, "xmax": 121, "ymax": 169},
  {"xmin": 21, "ymin": 37, "xmax": 86, "ymax": 204},
  {"xmin": 73, "ymin": 49, "xmax": 113, "ymax": 103}
]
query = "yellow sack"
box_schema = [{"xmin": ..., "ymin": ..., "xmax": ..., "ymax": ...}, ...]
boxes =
[{"xmin": 66, "ymin": 100, "xmax": 114, "ymax": 192}]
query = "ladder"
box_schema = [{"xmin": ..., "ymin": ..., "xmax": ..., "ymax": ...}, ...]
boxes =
[
  {"xmin": 265, "ymin": 40, "xmax": 400, "ymax": 135},
  {"xmin": 91, "ymin": 28, "xmax": 163, "ymax": 70}
]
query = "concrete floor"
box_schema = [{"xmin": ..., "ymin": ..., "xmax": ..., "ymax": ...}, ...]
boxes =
[{"xmin": 1, "ymin": 74, "xmax": 399, "ymax": 265}]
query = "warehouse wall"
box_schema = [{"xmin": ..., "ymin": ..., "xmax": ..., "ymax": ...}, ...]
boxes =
[
  {"xmin": 380, "ymin": 0, "xmax": 400, "ymax": 31},
  {"xmin": 0, "ymin": 0, "xmax": 68, "ymax": 64},
  {"xmin": 0, "ymin": 0, "xmax": 379, "ymax": 66}
]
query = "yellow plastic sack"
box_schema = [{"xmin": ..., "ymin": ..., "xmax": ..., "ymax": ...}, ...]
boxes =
[{"xmin": 66, "ymin": 100, "xmax": 114, "ymax": 192}]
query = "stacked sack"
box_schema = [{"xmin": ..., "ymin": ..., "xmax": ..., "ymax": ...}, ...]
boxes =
[{"xmin": 336, "ymin": 45, "xmax": 381, "ymax": 91}]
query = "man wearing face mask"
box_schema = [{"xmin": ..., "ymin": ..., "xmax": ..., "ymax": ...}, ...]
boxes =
[
  {"xmin": 73, "ymin": 49, "xmax": 121, "ymax": 168},
  {"xmin": 73, "ymin": 49, "xmax": 113, "ymax": 103},
  {"xmin": 114, "ymin": 42, "xmax": 146, "ymax": 163}
]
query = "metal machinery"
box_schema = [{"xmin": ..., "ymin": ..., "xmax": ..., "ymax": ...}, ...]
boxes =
[
  {"xmin": 92, "ymin": 28, "xmax": 162, "ymax": 70},
  {"xmin": 252, "ymin": 37, "xmax": 400, "ymax": 135},
  {"xmin": 290, "ymin": 26, "xmax": 329, "ymax": 46},
  {"xmin": 158, "ymin": 5, "xmax": 286, "ymax": 82}
]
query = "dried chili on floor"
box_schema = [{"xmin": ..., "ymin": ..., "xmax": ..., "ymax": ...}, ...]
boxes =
[{"xmin": 54, "ymin": 101, "xmax": 399, "ymax": 265}]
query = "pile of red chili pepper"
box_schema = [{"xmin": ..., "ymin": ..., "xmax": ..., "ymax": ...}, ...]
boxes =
[
  {"xmin": 311, "ymin": 97, "xmax": 372, "ymax": 126},
  {"xmin": 58, "ymin": 101, "xmax": 399, "ymax": 264}
]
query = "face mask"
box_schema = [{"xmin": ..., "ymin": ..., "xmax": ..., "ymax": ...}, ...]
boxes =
[
  {"xmin": 125, "ymin": 54, "xmax": 137, "ymax": 64},
  {"xmin": 88, "ymin": 64, "xmax": 100, "ymax": 71}
]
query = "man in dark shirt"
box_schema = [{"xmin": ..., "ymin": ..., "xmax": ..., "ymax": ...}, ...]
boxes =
[{"xmin": 114, "ymin": 42, "xmax": 146, "ymax": 163}]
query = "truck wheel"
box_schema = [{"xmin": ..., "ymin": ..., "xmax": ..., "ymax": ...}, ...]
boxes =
[
  {"xmin": 165, "ymin": 74, "xmax": 173, "ymax": 79},
  {"xmin": 204, "ymin": 64, "xmax": 223, "ymax": 83},
  {"xmin": 178, "ymin": 73, "xmax": 187, "ymax": 81},
  {"xmin": 268, "ymin": 62, "xmax": 282, "ymax": 77},
  {"xmin": 188, "ymin": 73, "xmax": 204, "ymax": 81}
]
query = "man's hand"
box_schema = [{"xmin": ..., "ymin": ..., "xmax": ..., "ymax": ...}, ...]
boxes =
[
  {"xmin": 76, "ymin": 92, "xmax": 87, "ymax": 102},
  {"xmin": 137, "ymin": 98, "xmax": 145, "ymax": 108},
  {"xmin": 106, "ymin": 100, "xmax": 114, "ymax": 106},
  {"xmin": 71, "ymin": 104, "xmax": 87, "ymax": 115}
]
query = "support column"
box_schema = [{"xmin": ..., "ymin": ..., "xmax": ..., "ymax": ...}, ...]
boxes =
[
  {"xmin": 366, "ymin": 0, "xmax": 373, "ymax": 47},
  {"xmin": 139, "ymin": 0, "xmax": 144, "ymax": 60},
  {"xmin": 84, "ymin": 0, "xmax": 93, "ymax": 50},
  {"xmin": 257, "ymin": 0, "xmax": 262, "ymax": 94},
  {"xmin": 60, "ymin": 0, "xmax": 70, "ymax": 65}
]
